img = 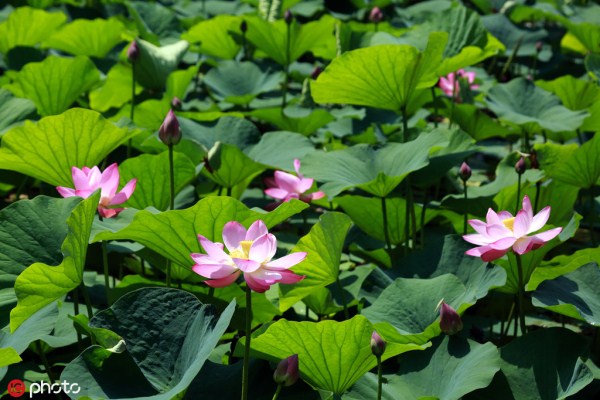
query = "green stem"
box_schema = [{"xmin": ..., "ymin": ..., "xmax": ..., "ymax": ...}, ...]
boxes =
[
  {"xmin": 420, "ymin": 191, "xmax": 428, "ymax": 249},
  {"xmin": 501, "ymin": 301, "xmax": 515, "ymax": 338},
  {"xmin": 408, "ymin": 179, "xmax": 417, "ymax": 249},
  {"xmin": 128, "ymin": 63, "xmax": 136, "ymax": 158},
  {"xmin": 168, "ymin": 145, "xmax": 175, "ymax": 210},
  {"xmin": 80, "ymin": 283, "xmax": 94, "ymax": 319},
  {"xmin": 381, "ymin": 196, "xmax": 392, "ymax": 251},
  {"xmin": 515, "ymin": 254, "xmax": 527, "ymax": 335},
  {"xmin": 431, "ymin": 86, "xmax": 438, "ymax": 128},
  {"xmin": 227, "ymin": 186, "xmax": 233, "ymax": 197},
  {"xmin": 102, "ymin": 241, "xmax": 110, "ymax": 305},
  {"xmin": 272, "ymin": 384, "xmax": 283, "ymax": 400},
  {"xmin": 401, "ymin": 105, "xmax": 408, "ymax": 139},
  {"xmin": 463, "ymin": 182, "xmax": 468, "ymax": 235},
  {"xmin": 376, "ymin": 355, "xmax": 383, "ymax": 400},
  {"xmin": 36, "ymin": 341, "xmax": 56, "ymax": 383},
  {"xmin": 449, "ymin": 78, "xmax": 456, "ymax": 129},
  {"xmin": 516, "ymin": 173, "xmax": 522, "ymax": 215},
  {"xmin": 73, "ymin": 289, "xmax": 83, "ymax": 347},
  {"xmin": 590, "ymin": 188, "xmax": 597, "ymax": 246},
  {"xmin": 336, "ymin": 274, "xmax": 349, "ymax": 320},
  {"xmin": 208, "ymin": 286, "xmax": 215, "ymax": 299},
  {"xmin": 242, "ymin": 287, "xmax": 253, "ymax": 400},
  {"xmin": 534, "ymin": 181, "xmax": 541, "ymax": 214},
  {"xmin": 282, "ymin": 22, "xmax": 291, "ymax": 109}
]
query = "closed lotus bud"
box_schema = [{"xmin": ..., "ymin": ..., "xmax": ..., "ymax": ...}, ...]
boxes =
[
  {"xmin": 311, "ymin": 66, "xmax": 322, "ymax": 80},
  {"xmin": 284, "ymin": 9, "xmax": 293, "ymax": 25},
  {"xmin": 159, "ymin": 109, "xmax": 181, "ymax": 146},
  {"xmin": 515, "ymin": 156, "xmax": 527, "ymax": 174},
  {"xmin": 273, "ymin": 354, "xmax": 299, "ymax": 387},
  {"xmin": 370, "ymin": 331, "xmax": 386, "ymax": 357},
  {"xmin": 127, "ymin": 40, "xmax": 139, "ymax": 63},
  {"xmin": 439, "ymin": 301, "xmax": 463, "ymax": 335},
  {"xmin": 171, "ymin": 96, "xmax": 182, "ymax": 110},
  {"xmin": 459, "ymin": 162, "xmax": 472, "ymax": 182},
  {"xmin": 369, "ymin": 7, "xmax": 383, "ymax": 23}
]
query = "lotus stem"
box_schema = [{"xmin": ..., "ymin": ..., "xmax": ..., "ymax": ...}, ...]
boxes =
[
  {"xmin": 272, "ymin": 384, "xmax": 283, "ymax": 400},
  {"xmin": 36, "ymin": 340, "xmax": 56, "ymax": 383},
  {"xmin": 590, "ymin": 188, "xmax": 597, "ymax": 246},
  {"xmin": 501, "ymin": 301, "xmax": 515, "ymax": 338},
  {"xmin": 431, "ymin": 86, "xmax": 438, "ymax": 128},
  {"xmin": 282, "ymin": 20, "xmax": 291, "ymax": 110},
  {"xmin": 227, "ymin": 186, "xmax": 233, "ymax": 197},
  {"xmin": 165, "ymin": 144, "xmax": 176, "ymax": 288},
  {"xmin": 463, "ymin": 184, "xmax": 468, "ymax": 235},
  {"xmin": 515, "ymin": 173, "xmax": 522, "ymax": 216},
  {"xmin": 128, "ymin": 63, "xmax": 136, "ymax": 158},
  {"xmin": 102, "ymin": 241, "xmax": 110, "ymax": 305},
  {"xmin": 336, "ymin": 274, "xmax": 349, "ymax": 320},
  {"xmin": 242, "ymin": 286, "xmax": 253, "ymax": 400},
  {"xmin": 515, "ymin": 254, "xmax": 527, "ymax": 335},
  {"xmin": 534, "ymin": 181, "xmax": 541, "ymax": 213},
  {"xmin": 449, "ymin": 79, "xmax": 456, "ymax": 129},
  {"xmin": 381, "ymin": 196, "xmax": 392, "ymax": 251},
  {"xmin": 72, "ymin": 289, "xmax": 83, "ymax": 347},
  {"xmin": 80, "ymin": 283, "xmax": 94, "ymax": 319},
  {"xmin": 408, "ymin": 179, "xmax": 418, "ymax": 249},
  {"xmin": 376, "ymin": 355, "xmax": 383, "ymax": 400}
]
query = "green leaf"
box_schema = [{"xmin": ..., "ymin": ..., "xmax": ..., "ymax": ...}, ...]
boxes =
[
  {"xmin": 203, "ymin": 142, "xmax": 265, "ymax": 189},
  {"xmin": 250, "ymin": 315, "xmax": 428, "ymax": 394},
  {"xmin": 536, "ymin": 75, "xmax": 600, "ymax": 111},
  {"xmin": 119, "ymin": 151, "xmax": 196, "ymax": 211},
  {"xmin": 247, "ymin": 131, "xmax": 315, "ymax": 170},
  {"xmin": 0, "ymin": 108, "xmax": 138, "ymax": 187},
  {"xmin": 0, "ymin": 348, "xmax": 21, "ymax": 368},
  {"xmin": 499, "ymin": 328, "xmax": 593, "ymax": 400},
  {"xmin": 182, "ymin": 15, "xmax": 242, "ymax": 59},
  {"xmin": 528, "ymin": 247, "xmax": 600, "ymax": 291},
  {"xmin": 532, "ymin": 262, "xmax": 600, "ymax": 326},
  {"xmin": 279, "ymin": 212, "xmax": 353, "ymax": 311},
  {"xmin": 543, "ymin": 133, "xmax": 600, "ymax": 188},
  {"xmin": 5, "ymin": 55, "xmax": 100, "ymax": 116},
  {"xmin": 362, "ymin": 273, "xmax": 494, "ymax": 344},
  {"xmin": 346, "ymin": 336, "xmax": 501, "ymax": 400},
  {"xmin": 486, "ymin": 78, "xmax": 588, "ymax": 134},
  {"xmin": 89, "ymin": 63, "xmax": 142, "ymax": 112},
  {"xmin": 250, "ymin": 107, "xmax": 335, "ymax": 135},
  {"xmin": 311, "ymin": 33, "xmax": 447, "ymax": 111},
  {"xmin": 44, "ymin": 18, "xmax": 126, "ymax": 58},
  {"xmin": 301, "ymin": 132, "xmax": 439, "ymax": 198},
  {"xmin": 127, "ymin": 1, "xmax": 182, "ymax": 41},
  {"xmin": 245, "ymin": 15, "xmax": 336, "ymax": 66},
  {"xmin": 0, "ymin": 7, "xmax": 66, "ymax": 54},
  {"xmin": 134, "ymin": 39, "xmax": 189, "ymax": 90},
  {"xmin": 92, "ymin": 197, "xmax": 308, "ymax": 280},
  {"xmin": 337, "ymin": 195, "xmax": 433, "ymax": 245},
  {"xmin": 61, "ymin": 288, "xmax": 236, "ymax": 399},
  {"xmin": 204, "ymin": 61, "xmax": 282, "ymax": 105},
  {"xmin": 0, "ymin": 89, "xmax": 36, "ymax": 135},
  {"xmin": 585, "ymin": 52, "xmax": 600, "ymax": 81},
  {"xmin": 438, "ymin": 100, "xmax": 513, "ymax": 140},
  {"xmin": 10, "ymin": 192, "xmax": 99, "ymax": 332},
  {"xmin": 483, "ymin": 14, "xmax": 547, "ymax": 57}
]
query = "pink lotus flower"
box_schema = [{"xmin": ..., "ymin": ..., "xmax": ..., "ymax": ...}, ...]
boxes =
[
  {"xmin": 56, "ymin": 163, "xmax": 137, "ymax": 218},
  {"xmin": 463, "ymin": 196, "xmax": 562, "ymax": 262},
  {"xmin": 438, "ymin": 69, "xmax": 479, "ymax": 98},
  {"xmin": 191, "ymin": 220, "xmax": 306, "ymax": 293},
  {"xmin": 264, "ymin": 159, "xmax": 325, "ymax": 205}
]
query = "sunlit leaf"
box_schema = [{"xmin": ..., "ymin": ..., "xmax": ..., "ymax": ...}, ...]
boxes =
[
  {"xmin": 0, "ymin": 108, "xmax": 137, "ymax": 187},
  {"xmin": 0, "ymin": 6, "xmax": 66, "ymax": 54},
  {"xmin": 44, "ymin": 18, "xmax": 126, "ymax": 58},
  {"xmin": 135, "ymin": 39, "xmax": 189, "ymax": 90},
  {"xmin": 5, "ymin": 56, "xmax": 100, "ymax": 116},
  {"xmin": 182, "ymin": 15, "xmax": 242, "ymax": 59}
]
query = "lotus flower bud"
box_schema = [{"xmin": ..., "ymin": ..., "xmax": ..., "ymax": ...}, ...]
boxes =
[
  {"xmin": 159, "ymin": 109, "xmax": 181, "ymax": 146},
  {"xmin": 171, "ymin": 96, "xmax": 182, "ymax": 110},
  {"xmin": 311, "ymin": 66, "xmax": 322, "ymax": 80},
  {"xmin": 370, "ymin": 331, "xmax": 386, "ymax": 357},
  {"xmin": 127, "ymin": 40, "xmax": 139, "ymax": 63},
  {"xmin": 369, "ymin": 7, "xmax": 383, "ymax": 23},
  {"xmin": 273, "ymin": 354, "xmax": 299, "ymax": 387},
  {"xmin": 240, "ymin": 20, "xmax": 248, "ymax": 33},
  {"xmin": 459, "ymin": 162, "xmax": 472, "ymax": 182},
  {"xmin": 515, "ymin": 156, "xmax": 527, "ymax": 175},
  {"xmin": 284, "ymin": 9, "xmax": 293, "ymax": 25},
  {"xmin": 439, "ymin": 301, "xmax": 463, "ymax": 335}
]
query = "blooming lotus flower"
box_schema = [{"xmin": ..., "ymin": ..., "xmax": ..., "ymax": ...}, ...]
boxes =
[
  {"xmin": 438, "ymin": 69, "xmax": 479, "ymax": 98},
  {"xmin": 56, "ymin": 163, "xmax": 137, "ymax": 218},
  {"xmin": 463, "ymin": 196, "xmax": 562, "ymax": 262},
  {"xmin": 191, "ymin": 220, "xmax": 306, "ymax": 293},
  {"xmin": 264, "ymin": 159, "xmax": 325, "ymax": 205}
]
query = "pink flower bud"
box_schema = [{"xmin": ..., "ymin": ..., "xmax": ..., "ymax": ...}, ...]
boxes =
[
  {"xmin": 127, "ymin": 40, "xmax": 139, "ymax": 63},
  {"xmin": 273, "ymin": 354, "xmax": 299, "ymax": 387},
  {"xmin": 159, "ymin": 109, "xmax": 181, "ymax": 146},
  {"xmin": 459, "ymin": 162, "xmax": 472, "ymax": 181},
  {"xmin": 515, "ymin": 156, "xmax": 527, "ymax": 174},
  {"xmin": 171, "ymin": 96, "xmax": 182, "ymax": 110},
  {"xmin": 439, "ymin": 301, "xmax": 463, "ymax": 335},
  {"xmin": 284, "ymin": 9, "xmax": 293, "ymax": 25},
  {"xmin": 369, "ymin": 7, "xmax": 383, "ymax": 23},
  {"xmin": 370, "ymin": 331, "xmax": 386, "ymax": 357}
]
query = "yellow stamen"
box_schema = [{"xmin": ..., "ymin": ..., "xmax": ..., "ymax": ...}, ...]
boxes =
[
  {"xmin": 230, "ymin": 240, "xmax": 253, "ymax": 259},
  {"xmin": 502, "ymin": 217, "xmax": 515, "ymax": 231}
]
